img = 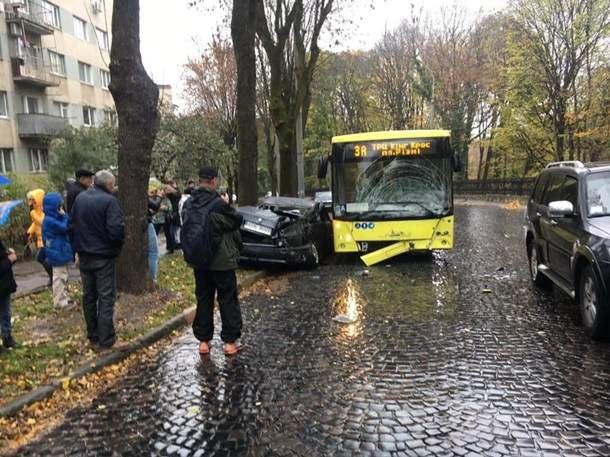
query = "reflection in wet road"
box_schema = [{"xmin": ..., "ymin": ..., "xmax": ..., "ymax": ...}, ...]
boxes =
[{"xmin": 14, "ymin": 204, "xmax": 610, "ymax": 456}]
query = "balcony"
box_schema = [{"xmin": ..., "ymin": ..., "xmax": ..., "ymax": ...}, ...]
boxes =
[
  {"xmin": 5, "ymin": 1, "xmax": 55, "ymax": 35},
  {"xmin": 17, "ymin": 113, "xmax": 68, "ymax": 139},
  {"xmin": 11, "ymin": 56, "xmax": 60, "ymax": 87}
]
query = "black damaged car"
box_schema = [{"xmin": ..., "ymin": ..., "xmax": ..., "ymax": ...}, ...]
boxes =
[{"xmin": 237, "ymin": 197, "xmax": 333, "ymax": 268}]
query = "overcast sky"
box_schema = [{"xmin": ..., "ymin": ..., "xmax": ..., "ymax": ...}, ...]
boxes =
[{"xmin": 140, "ymin": 0, "xmax": 509, "ymax": 109}]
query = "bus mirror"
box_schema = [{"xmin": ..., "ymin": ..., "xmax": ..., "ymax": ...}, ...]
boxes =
[{"xmin": 318, "ymin": 157, "xmax": 329, "ymax": 180}]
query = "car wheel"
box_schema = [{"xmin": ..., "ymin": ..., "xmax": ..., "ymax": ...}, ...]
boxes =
[
  {"xmin": 579, "ymin": 265, "xmax": 608, "ymax": 340},
  {"xmin": 528, "ymin": 242, "xmax": 552, "ymax": 288},
  {"xmin": 307, "ymin": 243, "xmax": 320, "ymax": 269}
]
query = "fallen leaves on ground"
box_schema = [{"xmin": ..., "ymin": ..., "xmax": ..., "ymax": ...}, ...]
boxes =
[
  {"xmin": 0, "ymin": 339, "xmax": 171, "ymax": 456},
  {"xmin": 503, "ymin": 200, "xmax": 525, "ymax": 210}
]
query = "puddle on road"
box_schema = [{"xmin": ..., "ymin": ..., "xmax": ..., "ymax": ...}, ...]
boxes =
[{"xmin": 333, "ymin": 252, "xmax": 459, "ymax": 324}]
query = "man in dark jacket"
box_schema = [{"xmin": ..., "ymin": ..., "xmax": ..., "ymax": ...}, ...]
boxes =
[
  {"xmin": 65, "ymin": 168, "xmax": 94, "ymax": 213},
  {"xmin": 0, "ymin": 238, "xmax": 18, "ymax": 353},
  {"xmin": 182, "ymin": 166, "xmax": 243, "ymax": 356},
  {"xmin": 70, "ymin": 170, "xmax": 126, "ymax": 350}
]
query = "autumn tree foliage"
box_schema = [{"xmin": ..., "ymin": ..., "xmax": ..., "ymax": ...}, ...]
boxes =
[{"xmin": 183, "ymin": 34, "xmax": 240, "ymax": 194}]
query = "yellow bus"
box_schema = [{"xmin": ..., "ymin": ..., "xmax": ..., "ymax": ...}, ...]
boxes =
[{"xmin": 319, "ymin": 130, "xmax": 460, "ymax": 266}]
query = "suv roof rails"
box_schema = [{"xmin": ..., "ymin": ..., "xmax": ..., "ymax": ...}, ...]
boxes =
[{"xmin": 545, "ymin": 161, "xmax": 585, "ymax": 169}]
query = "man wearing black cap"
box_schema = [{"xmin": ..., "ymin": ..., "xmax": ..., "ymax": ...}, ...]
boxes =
[
  {"xmin": 66, "ymin": 169, "xmax": 94, "ymax": 213},
  {"xmin": 181, "ymin": 166, "xmax": 244, "ymax": 356}
]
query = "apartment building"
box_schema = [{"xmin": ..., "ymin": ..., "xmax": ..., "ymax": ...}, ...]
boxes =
[{"xmin": 0, "ymin": 0, "xmax": 114, "ymax": 174}]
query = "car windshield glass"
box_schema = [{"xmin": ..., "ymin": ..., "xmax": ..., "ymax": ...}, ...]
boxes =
[
  {"xmin": 333, "ymin": 138, "xmax": 452, "ymax": 220},
  {"xmin": 587, "ymin": 172, "xmax": 610, "ymax": 217}
]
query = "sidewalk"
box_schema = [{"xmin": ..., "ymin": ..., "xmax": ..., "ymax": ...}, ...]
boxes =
[
  {"xmin": 13, "ymin": 239, "xmax": 169, "ymax": 297},
  {"xmin": 2, "ymin": 252, "xmax": 261, "ymax": 414}
]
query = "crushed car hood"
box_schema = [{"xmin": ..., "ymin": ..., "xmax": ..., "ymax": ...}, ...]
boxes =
[{"xmin": 238, "ymin": 206, "xmax": 282, "ymax": 232}]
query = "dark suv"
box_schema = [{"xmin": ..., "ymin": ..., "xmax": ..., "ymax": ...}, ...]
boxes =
[{"xmin": 525, "ymin": 161, "xmax": 610, "ymax": 339}]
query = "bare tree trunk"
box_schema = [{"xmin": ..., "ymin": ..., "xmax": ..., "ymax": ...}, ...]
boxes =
[
  {"xmin": 232, "ymin": 0, "xmax": 258, "ymax": 205},
  {"xmin": 109, "ymin": 0, "xmax": 160, "ymax": 294},
  {"xmin": 477, "ymin": 143, "xmax": 484, "ymax": 181},
  {"xmin": 482, "ymin": 144, "xmax": 493, "ymax": 183}
]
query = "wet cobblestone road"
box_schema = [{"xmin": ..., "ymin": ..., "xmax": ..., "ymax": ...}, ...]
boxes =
[{"xmin": 14, "ymin": 204, "xmax": 610, "ymax": 456}]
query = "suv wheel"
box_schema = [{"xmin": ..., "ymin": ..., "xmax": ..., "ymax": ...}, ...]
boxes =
[
  {"xmin": 528, "ymin": 242, "xmax": 552, "ymax": 288},
  {"xmin": 579, "ymin": 265, "xmax": 608, "ymax": 340}
]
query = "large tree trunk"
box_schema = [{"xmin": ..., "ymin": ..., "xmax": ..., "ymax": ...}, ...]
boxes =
[
  {"xmin": 232, "ymin": 0, "xmax": 258, "ymax": 206},
  {"xmin": 277, "ymin": 123, "xmax": 297, "ymax": 196},
  {"xmin": 109, "ymin": 0, "xmax": 160, "ymax": 294}
]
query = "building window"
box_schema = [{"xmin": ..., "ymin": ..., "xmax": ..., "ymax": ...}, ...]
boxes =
[
  {"xmin": 29, "ymin": 148, "xmax": 48, "ymax": 172},
  {"xmin": 100, "ymin": 70, "xmax": 111, "ymax": 89},
  {"xmin": 104, "ymin": 109, "xmax": 117, "ymax": 126},
  {"xmin": 83, "ymin": 106, "xmax": 95, "ymax": 127},
  {"xmin": 54, "ymin": 102, "xmax": 69, "ymax": 119},
  {"xmin": 0, "ymin": 92, "xmax": 8, "ymax": 118},
  {"xmin": 96, "ymin": 28, "xmax": 109, "ymax": 50},
  {"xmin": 0, "ymin": 149, "xmax": 14, "ymax": 173},
  {"xmin": 73, "ymin": 16, "xmax": 88, "ymax": 41},
  {"xmin": 22, "ymin": 96, "xmax": 40, "ymax": 114},
  {"xmin": 78, "ymin": 61, "xmax": 92, "ymax": 84},
  {"xmin": 48, "ymin": 51, "xmax": 66, "ymax": 76},
  {"xmin": 42, "ymin": 1, "xmax": 61, "ymax": 29}
]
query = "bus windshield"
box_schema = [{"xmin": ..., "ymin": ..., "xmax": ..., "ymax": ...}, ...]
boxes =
[{"xmin": 332, "ymin": 138, "xmax": 453, "ymax": 220}]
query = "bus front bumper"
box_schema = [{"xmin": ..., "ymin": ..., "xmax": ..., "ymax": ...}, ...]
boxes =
[{"xmin": 332, "ymin": 217, "xmax": 454, "ymax": 265}]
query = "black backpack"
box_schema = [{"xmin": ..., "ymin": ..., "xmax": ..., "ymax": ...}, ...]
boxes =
[{"xmin": 181, "ymin": 196, "xmax": 218, "ymax": 268}]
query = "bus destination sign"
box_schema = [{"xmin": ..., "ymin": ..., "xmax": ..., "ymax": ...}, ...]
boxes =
[{"xmin": 348, "ymin": 140, "xmax": 434, "ymax": 160}]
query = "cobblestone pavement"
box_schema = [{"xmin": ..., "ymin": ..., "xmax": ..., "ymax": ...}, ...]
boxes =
[{"xmin": 14, "ymin": 205, "xmax": 610, "ymax": 456}]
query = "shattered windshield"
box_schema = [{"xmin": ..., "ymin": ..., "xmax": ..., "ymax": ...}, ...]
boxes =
[{"xmin": 332, "ymin": 138, "xmax": 452, "ymax": 220}]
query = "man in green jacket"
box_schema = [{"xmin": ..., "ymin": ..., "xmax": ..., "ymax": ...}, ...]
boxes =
[{"xmin": 183, "ymin": 167, "xmax": 243, "ymax": 356}]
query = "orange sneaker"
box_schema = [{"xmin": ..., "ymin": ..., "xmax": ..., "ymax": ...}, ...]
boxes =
[
  {"xmin": 223, "ymin": 342, "xmax": 241, "ymax": 356},
  {"xmin": 198, "ymin": 341, "xmax": 211, "ymax": 354}
]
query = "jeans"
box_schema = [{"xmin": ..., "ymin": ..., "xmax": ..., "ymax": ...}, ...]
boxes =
[
  {"xmin": 147, "ymin": 223, "xmax": 159, "ymax": 282},
  {"xmin": 168, "ymin": 221, "xmax": 180, "ymax": 250},
  {"xmin": 193, "ymin": 269, "xmax": 242, "ymax": 343},
  {"xmin": 79, "ymin": 255, "xmax": 117, "ymax": 348},
  {"xmin": 34, "ymin": 247, "xmax": 53, "ymax": 282},
  {"xmin": 0, "ymin": 293, "xmax": 11, "ymax": 338}
]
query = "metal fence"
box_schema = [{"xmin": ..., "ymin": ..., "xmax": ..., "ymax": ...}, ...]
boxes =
[{"xmin": 454, "ymin": 178, "xmax": 536, "ymax": 196}]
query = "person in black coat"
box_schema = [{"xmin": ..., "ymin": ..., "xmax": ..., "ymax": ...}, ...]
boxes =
[
  {"xmin": 65, "ymin": 168, "xmax": 94, "ymax": 213},
  {"xmin": 0, "ymin": 238, "xmax": 18, "ymax": 353},
  {"xmin": 70, "ymin": 170, "xmax": 126, "ymax": 351}
]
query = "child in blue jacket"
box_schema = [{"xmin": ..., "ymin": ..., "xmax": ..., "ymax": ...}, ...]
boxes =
[{"xmin": 42, "ymin": 192, "xmax": 75, "ymax": 310}]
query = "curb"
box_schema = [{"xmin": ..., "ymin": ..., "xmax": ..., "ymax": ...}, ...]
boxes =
[{"xmin": 0, "ymin": 270, "xmax": 268, "ymax": 418}]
